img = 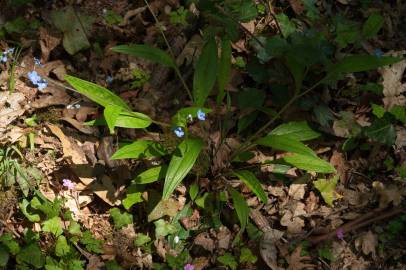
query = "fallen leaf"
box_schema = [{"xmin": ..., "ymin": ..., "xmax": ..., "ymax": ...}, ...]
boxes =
[
  {"xmin": 379, "ymin": 51, "xmax": 406, "ymax": 109},
  {"xmin": 287, "ymin": 245, "xmax": 315, "ymax": 270},
  {"xmin": 194, "ymin": 232, "xmax": 215, "ymax": 252},
  {"xmin": 260, "ymin": 229, "xmax": 284, "ymax": 270},
  {"xmin": 91, "ymin": 175, "xmax": 121, "ymax": 206},
  {"xmin": 330, "ymin": 151, "xmax": 349, "ymax": 184},
  {"xmin": 147, "ymin": 198, "xmax": 181, "ymax": 222},
  {"xmin": 0, "ymin": 92, "xmax": 25, "ymax": 135},
  {"xmin": 280, "ymin": 210, "xmax": 305, "ymax": 234},
  {"xmin": 355, "ymin": 231, "xmax": 378, "ymax": 258},
  {"xmin": 288, "ymin": 0, "xmax": 304, "ymax": 15},
  {"xmin": 216, "ymin": 226, "xmax": 232, "ymax": 250},
  {"xmin": 313, "ymin": 176, "xmax": 343, "ymax": 206},
  {"xmin": 31, "ymin": 85, "xmax": 71, "ymax": 109},
  {"xmin": 61, "ymin": 117, "xmax": 99, "ymax": 135},
  {"xmin": 192, "ymin": 257, "xmax": 210, "ymax": 270},
  {"xmin": 288, "ymin": 184, "xmax": 306, "ymax": 200},
  {"xmin": 39, "ymin": 27, "xmax": 61, "ymax": 62},
  {"xmin": 372, "ymin": 181, "xmax": 402, "ymax": 208}
]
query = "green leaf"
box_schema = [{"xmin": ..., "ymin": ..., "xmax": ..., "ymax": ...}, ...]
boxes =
[
  {"xmin": 55, "ymin": 236, "xmax": 70, "ymax": 257},
  {"xmin": 233, "ymin": 170, "xmax": 267, "ymax": 203},
  {"xmin": 371, "ymin": 103, "xmax": 385, "ymax": 118},
  {"xmin": 237, "ymin": 88, "xmax": 265, "ymax": 109},
  {"xmin": 105, "ymin": 260, "xmax": 124, "ymax": 270},
  {"xmin": 20, "ymin": 199, "xmax": 40, "ymax": 222},
  {"xmin": 134, "ymin": 233, "xmax": 152, "ymax": 247},
  {"xmin": 327, "ymin": 55, "xmax": 402, "ymax": 76},
  {"xmin": 240, "ymin": 247, "xmax": 258, "ymax": 264},
  {"xmin": 189, "ymin": 183, "xmax": 199, "ymax": 201},
  {"xmin": 154, "ymin": 219, "xmax": 177, "ymax": 238},
  {"xmin": 229, "ymin": 187, "xmax": 249, "ymax": 233},
  {"xmin": 111, "ymin": 45, "xmax": 175, "ymax": 67},
  {"xmin": 335, "ymin": 20, "xmax": 360, "ymax": 48},
  {"xmin": 362, "ymin": 13, "xmax": 384, "ymax": 39},
  {"xmin": 270, "ymin": 121, "xmax": 320, "ymax": 141},
  {"xmin": 122, "ymin": 187, "xmax": 144, "ymax": 210},
  {"xmin": 109, "ymin": 208, "xmax": 133, "ymax": 229},
  {"xmin": 256, "ymin": 135, "xmax": 317, "ymax": 157},
  {"xmin": 193, "ymin": 36, "xmax": 218, "ymax": 106},
  {"xmin": 67, "ymin": 259, "xmax": 85, "ymax": 270},
  {"xmin": 237, "ymin": 0, "xmax": 258, "ymax": 22},
  {"xmin": 65, "ymin": 75, "xmax": 130, "ymax": 110},
  {"xmin": 0, "ymin": 245, "xmax": 9, "ymax": 267},
  {"xmin": 283, "ymin": 154, "xmax": 336, "ymax": 173},
  {"xmin": 42, "ymin": 217, "xmax": 63, "ymax": 237},
  {"xmin": 163, "ymin": 138, "xmax": 203, "ymax": 200},
  {"xmin": 0, "ymin": 233, "xmax": 20, "ymax": 255},
  {"xmin": 16, "ymin": 243, "xmax": 44, "ymax": 269},
  {"xmin": 68, "ymin": 221, "xmax": 82, "ymax": 236},
  {"xmin": 364, "ymin": 119, "xmax": 396, "ymax": 146},
  {"xmin": 50, "ymin": 6, "xmax": 94, "ymax": 55},
  {"xmin": 313, "ymin": 176, "xmax": 341, "ymax": 206},
  {"xmin": 80, "ymin": 231, "xmax": 103, "ymax": 254},
  {"xmin": 389, "ymin": 105, "xmax": 406, "ymax": 124},
  {"xmin": 111, "ymin": 140, "xmax": 167, "ymax": 160},
  {"xmin": 217, "ymin": 252, "xmax": 238, "ymax": 270},
  {"xmin": 133, "ymin": 165, "xmax": 168, "ymax": 184},
  {"xmin": 285, "ymin": 55, "xmax": 305, "ymax": 93},
  {"xmin": 115, "ymin": 111, "xmax": 152, "ymax": 129},
  {"xmin": 104, "ymin": 105, "xmax": 122, "ymax": 134},
  {"xmin": 275, "ymin": 13, "xmax": 296, "ymax": 38},
  {"xmin": 171, "ymin": 107, "xmax": 212, "ymax": 128},
  {"xmin": 217, "ymin": 37, "xmax": 232, "ymax": 103}
]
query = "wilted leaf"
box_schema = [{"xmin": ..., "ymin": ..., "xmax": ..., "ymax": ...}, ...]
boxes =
[{"xmin": 313, "ymin": 176, "xmax": 342, "ymax": 206}]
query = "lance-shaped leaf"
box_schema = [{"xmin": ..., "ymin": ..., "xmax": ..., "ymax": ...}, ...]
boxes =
[
  {"xmin": 270, "ymin": 121, "xmax": 320, "ymax": 141},
  {"xmin": 229, "ymin": 187, "xmax": 249, "ymax": 233},
  {"xmin": 111, "ymin": 44, "xmax": 175, "ymax": 67},
  {"xmin": 163, "ymin": 138, "xmax": 203, "ymax": 199},
  {"xmin": 256, "ymin": 135, "xmax": 317, "ymax": 157},
  {"xmin": 65, "ymin": 75, "xmax": 130, "ymax": 110},
  {"xmin": 233, "ymin": 170, "xmax": 268, "ymax": 203},
  {"xmin": 104, "ymin": 104, "xmax": 122, "ymax": 134},
  {"xmin": 283, "ymin": 154, "xmax": 336, "ymax": 173},
  {"xmin": 193, "ymin": 37, "xmax": 218, "ymax": 106},
  {"xmin": 132, "ymin": 165, "xmax": 168, "ymax": 184},
  {"xmin": 217, "ymin": 37, "xmax": 232, "ymax": 103},
  {"xmin": 111, "ymin": 140, "xmax": 167, "ymax": 160}
]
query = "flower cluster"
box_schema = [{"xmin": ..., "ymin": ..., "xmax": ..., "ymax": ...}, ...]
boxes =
[
  {"xmin": 28, "ymin": 71, "xmax": 48, "ymax": 91},
  {"xmin": 62, "ymin": 179, "xmax": 75, "ymax": 190},
  {"xmin": 184, "ymin": 264, "xmax": 194, "ymax": 270},
  {"xmin": 1, "ymin": 48, "xmax": 14, "ymax": 63},
  {"xmin": 173, "ymin": 109, "xmax": 206, "ymax": 138}
]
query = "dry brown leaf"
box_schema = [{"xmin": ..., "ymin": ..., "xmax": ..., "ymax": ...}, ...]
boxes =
[
  {"xmin": 194, "ymin": 232, "xmax": 215, "ymax": 252},
  {"xmin": 355, "ymin": 231, "xmax": 378, "ymax": 258},
  {"xmin": 39, "ymin": 27, "xmax": 61, "ymax": 62},
  {"xmin": 287, "ymin": 245, "xmax": 315, "ymax": 270},
  {"xmin": 148, "ymin": 198, "xmax": 181, "ymax": 222},
  {"xmin": 330, "ymin": 151, "xmax": 349, "ymax": 184},
  {"xmin": 192, "ymin": 257, "xmax": 210, "ymax": 270},
  {"xmin": 216, "ymin": 226, "xmax": 232, "ymax": 250},
  {"xmin": 48, "ymin": 124, "xmax": 87, "ymax": 164},
  {"xmin": 288, "ymin": 184, "xmax": 306, "ymax": 200},
  {"xmin": 288, "ymin": 0, "xmax": 304, "ymax": 15},
  {"xmin": 61, "ymin": 117, "xmax": 99, "ymax": 135},
  {"xmin": 91, "ymin": 175, "xmax": 121, "ymax": 206},
  {"xmin": 176, "ymin": 34, "xmax": 202, "ymax": 66},
  {"xmin": 373, "ymin": 181, "xmax": 402, "ymax": 208},
  {"xmin": 0, "ymin": 92, "xmax": 25, "ymax": 134},
  {"xmin": 305, "ymin": 191, "xmax": 319, "ymax": 213},
  {"xmin": 395, "ymin": 127, "xmax": 406, "ymax": 148},
  {"xmin": 379, "ymin": 51, "xmax": 406, "ymax": 109},
  {"xmin": 280, "ymin": 210, "xmax": 305, "ymax": 234},
  {"xmin": 260, "ymin": 229, "xmax": 284, "ymax": 270},
  {"xmin": 31, "ymin": 86, "xmax": 71, "ymax": 108},
  {"xmin": 268, "ymin": 186, "xmax": 286, "ymax": 197}
]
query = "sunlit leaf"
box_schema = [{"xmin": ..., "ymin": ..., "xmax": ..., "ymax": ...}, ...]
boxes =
[
  {"xmin": 313, "ymin": 176, "xmax": 342, "ymax": 206},
  {"xmin": 256, "ymin": 135, "xmax": 317, "ymax": 157},
  {"xmin": 111, "ymin": 140, "xmax": 167, "ymax": 160},
  {"xmin": 162, "ymin": 138, "xmax": 203, "ymax": 199},
  {"xmin": 283, "ymin": 154, "xmax": 336, "ymax": 173},
  {"xmin": 270, "ymin": 121, "xmax": 320, "ymax": 141}
]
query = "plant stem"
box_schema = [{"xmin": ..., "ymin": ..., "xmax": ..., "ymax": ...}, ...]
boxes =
[
  {"xmin": 144, "ymin": 0, "xmax": 193, "ymax": 101},
  {"xmin": 230, "ymin": 78, "xmax": 325, "ymax": 159}
]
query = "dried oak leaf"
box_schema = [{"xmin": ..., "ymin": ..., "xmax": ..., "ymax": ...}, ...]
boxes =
[
  {"xmin": 288, "ymin": 184, "xmax": 306, "ymax": 200},
  {"xmin": 379, "ymin": 51, "xmax": 406, "ymax": 109},
  {"xmin": 39, "ymin": 27, "xmax": 61, "ymax": 62},
  {"xmin": 287, "ymin": 245, "xmax": 315, "ymax": 270},
  {"xmin": 280, "ymin": 210, "xmax": 305, "ymax": 234},
  {"xmin": 355, "ymin": 231, "xmax": 378, "ymax": 258},
  {"xmin": 260, "ymin": 229, "xmax": 284, "ymax": 270},
  {"xmin": 194, "ymin": 232, "xmax": 215, "ymax": 252}
]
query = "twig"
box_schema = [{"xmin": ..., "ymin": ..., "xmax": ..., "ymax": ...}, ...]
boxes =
[
  {"xmin": 259, "ymin": 0, "xmax": 283, "ymax": 35},
  {"xmin": 309, "ymin": 207, "xmax": 405, "ymax": 245}
]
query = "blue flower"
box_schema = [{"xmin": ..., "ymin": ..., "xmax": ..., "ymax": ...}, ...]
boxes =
[
  {"xmin": 174, "ymin": 127, "xmax": 185, "ymax": 138},
  {"xmin": 106, "ymin": 75, "xmax": 113, "ymax": 84},
  {"xmin": 0, "ymin": 54, "xmax": 7, "ymax": 63},
  {"xmin": 197, "ymin": 109, "xmax": 205, "ymax": 121},
  {"xmin": 374, "ymin": 48, "xmax": 383, "ymax": 58},
  {"xmin": 1, "ymin": 48, "xmax": 15, "ymax": 63},
  {"xmin": 28, "ymin": 71, "xmax": 48, "ymax": 91},
  {"xmin": 6, "ymin": 48, "xmax": 14, "ymax": 54}
]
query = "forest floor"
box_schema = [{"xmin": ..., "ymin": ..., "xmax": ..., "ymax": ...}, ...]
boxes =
[{"xmin": 0, "ymin": 0, "xmax": 406, "ymax": 269}]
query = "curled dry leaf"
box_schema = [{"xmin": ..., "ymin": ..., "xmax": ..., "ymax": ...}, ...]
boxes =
[
  {"xmin": 91, "ymin": 174, "xmax": 121, "ymax": 206},
  {"xmin": 287, "ymin": 245, "xmax": 315, "ymax": 270},
  {"xmin": 61, "ymin": 117, "xmax": 99, "ymax": 135},
  {"xmin": 280, "ymin": 210, "xmax": 305, "ymax": 234},
  {"xmin": 39, "ymin": 27, "xmax": 61, "ymax": 62},
  {"xmin": 216, "ymin": 226, "xmax": 232, "ymax": 250},
  {"xmin": 194, "ymin": 232, "xmax": 215, "ymax": 252},
  {"xmin": 260, "ymin": 229, "xmax": 284, "ymax": 270}
]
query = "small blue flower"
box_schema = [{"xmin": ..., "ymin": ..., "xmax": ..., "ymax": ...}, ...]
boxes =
[
  {"xmin": 174, "ymin": 127, "xmax": 185, "ymax": 138},
  {"xmin": 28, "ymin": 71, "xmax": 48, "ymax": 91},
  {"xmin": 374, "ymin": 48, "xmax": 383, "ymax": 58},
  {"xmin": 106, "ymin": 75, "xmax": 113, "ymax": 84},
  {"xmin": 6, "ymin": 48, "xmax": 14, "ymax": 54},
  {"xmin": 0, "ymin": 54, "xmax": 7, "ymax": 63},
  {"xmin": 197, "ymin": 109, "xmax": 205, "ymax": 121}
]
